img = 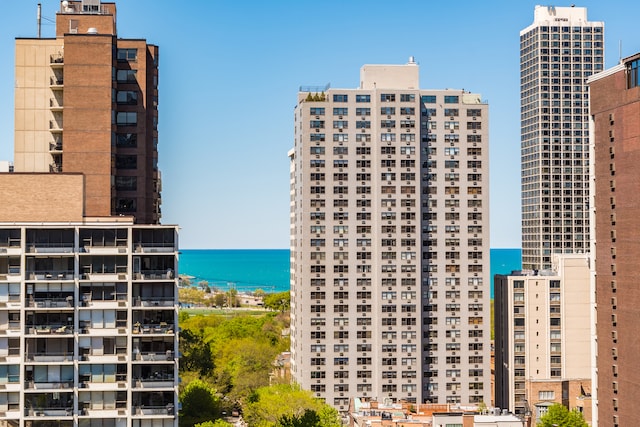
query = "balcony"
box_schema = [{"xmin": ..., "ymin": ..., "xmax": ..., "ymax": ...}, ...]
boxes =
[
  {"xmin": 25, "ymin": 393, "xmax": 73, "ymax": 417},
  {"xmin": 132, "ymin": 322, "xmax": 175, "ymax": 335},
  {"xmin": 28, "ymin": 295, "xmax": 74, "ymax": 308},
  {"xmin": 79, "ymin": 347, "xmax": 128, "ymax": 363},
  {"xmin": 0, "ymin": 322, "xmax": 21, "ymax": 336},
  {"xmin": 25, "ymin": 352, "xmax": 73, "ymax": 363},
  {"xmin": 133, "ymin": 229, "xmax": 175, "ymax": 253},
  {"xmin": 24, "ymin": 380, "xmax": 74, "ymax": 390},
  {"xmin": 50, "ymin": 97, "xmax": 63, "ymax": 111},
  {"xmin": 26, "ymin": 325, "xmax": 74, "ymax": 335},
  {"xmin": 80, "ymin": 229, "xmax": 128, "ymax": 253},
  {"xmin": 26, "ymin": 270, "xmax": 74, "ymax": 281},
  {"xmin": 26, "ymin": 229, "xmax": 74, "ymax": 253},
  {"xmin": 133, "ymin": 366, "xmax": 175, "ymax": 389},
  {"xmin": 49, "ymin": 53, "xmax": 64, "ymax": 66},
  {"xmin": 133, "ymin": 296, "xmax": 174, "ymax": 307},
  {"xmin": 49, "ymin": 140, "xmax": 63, "ymax": 152}
]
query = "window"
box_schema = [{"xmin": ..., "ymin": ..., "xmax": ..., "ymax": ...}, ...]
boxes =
[
  {"xmin": 116, "ymin": 112, "xmax": 137, "ymax": 125},
  {"xmin": 356, "ymin": 108, "xmax": 370, "ymax": 116},
  {"xmin": 115, "ymin": 155, "xmax": 137, "ymax": 169},
  {"xmin": 421, "ymin": 95, "xmax": 436, "ymax": 103},
  {"xmin": 116, "ymin": 91, "xmax": 138, "ymax": 104},
  {"xmin": 400, "ymin": 94, "xmax": 415, "ymax": 102},
  {"xmin": 310, "ymin": 107, "xmax": 325, "ymax": 115},
  {"xmin": 117, "ymin": 48, "xmax": 137, "ymax": 61},
  {"xmin": 444, "ymin": 95, "xmax": 459, "ymax": 103},
  {"xmin": 444, "ymin": 108, "xmax": 459, "ymax": 116},
  {"xmin": 333, "ymin": 94, "xmax": 348, "ymax": 102},
  {"xmin": 627, "ymin": 58, "xmax": 640, "ymax": 89},
  {"xmin": 115, "ymin": 176, "xmax": 137, "ymax": 191},
  {"xmin": 356, "ymin": 94, "xmax": 370, "ymax": 103},
  {"xmin": 381, "ymin": 94, "xmax": 396, "ymax": 102},
  {"xmin": 310, "ymin": 133, "xmax": 325, "ymax": 142},
  {"xmin": 116, "ymin": 133, "xmax": 137, "ymax": 147},
  {"xmin": 115, "ymin": 198, "xmax": 136, "ymax": 213},
  {"xmin": 333, "ymin": 107, "xmax": 348, "ymax": 115},
  {"xmin": 116, "ymin": 69, "xmax": 137, "ymax": 83}
]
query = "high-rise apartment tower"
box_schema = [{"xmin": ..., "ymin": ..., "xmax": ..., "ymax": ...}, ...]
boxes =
[
  {"xmin": 290, "ymin": 61, "xmax": 490, "ymax": 411},
  {"xmin": 0, "ymin": 2, "xmax": 178, "ymax": 427},
  {"xmin": 15, "ymin": 0, "xmax": 161, "ymax": 224},
  {"xmin": 589, "ymin": 52, "xmax": 640, "ymax": 427},
  {"xmin": 520, "ymin": 6, "xmax": 604, "ymax": 270}
]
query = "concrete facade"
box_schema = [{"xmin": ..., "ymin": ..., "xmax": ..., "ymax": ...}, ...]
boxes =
[
  {"xmin": 588, "ymin": 52, "xmax": 640, "ymax": 427},
  {"xmin": 520, "ymin": 6, "xmax": 604, "ymax": 270},
  {"xmin": 494, "ymin": 254, "xmax": 591, "ymax": 423},
  {"xmin": 291, "ymin": 61, "xmax": 490, "ymax": 411}
]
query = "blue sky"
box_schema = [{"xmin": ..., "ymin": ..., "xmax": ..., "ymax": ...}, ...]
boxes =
[{"xmin": 1, "ymin": 1, "xmax": 639, "ymax": 249}]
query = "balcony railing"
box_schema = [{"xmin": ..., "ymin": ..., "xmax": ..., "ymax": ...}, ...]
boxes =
[
  {"xmin": 133, "ymin": 350, "xmax": 174, "ymax": 362},
  {"xmin": 134, "ymin": 270, "xmax": 174, "ymax": 280},
  {"xmin": 27, "ymin": 270, "xmax": 73, "ymax": 280},
  {"xmin": 25, "ymin": 352, "xmax": 73, "ymax": 362},
  {"xmin": 132, "ymin": 323, "xmax": 175, "ymax": 335},
  {"xmin": 26, "ymin": 325, "xmax": 74, "ymax": 335},
  {"xmin": 27, "ymin": 243, "xmax": 74, "ymax": 253},
  {"xmin": 134, "ymin": 405, "xmax": 174, "ymax": 416},
  {"xmin": 25, "ymin": 380, "xmax": 74, "ymax": 390},
  {"xmin": 133, "ymin": 296, "xmax": 174, "ymax": 307},
  {"xmin": 29, "ymin": 296, "xmax": 74, "ymax": 308},
  {"xmin": 50, "ymin": 53, "xmax": 64, "ymax": 64},
  {"xmin": 25, "ymin": 407, "xmax": 73, "ymax": 417}
]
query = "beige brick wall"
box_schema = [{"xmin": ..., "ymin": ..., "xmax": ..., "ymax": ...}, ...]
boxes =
[{"xmin": 0, "ymin": 174, "xmax": 84, "ymax": 221}]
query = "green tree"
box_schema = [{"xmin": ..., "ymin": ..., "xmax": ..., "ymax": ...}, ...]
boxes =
[
  {"xmin": 244, "ymin": 384, "xmax": 340, "ymax": 427},
  {"xmin": 254, "ymin": 289, "xmax": 266, "ymax": 301},
  {"xmin": 195, "ymin": 421, "xmax": 233, "ymax": 427},
  {"xmin": 213, "ymin": 293, "xmax": 226, "ymax": 308},
  {"xmin": 538, "ymin": 404, "xmax": 588, "ymax": 427},
  {"xmin": 179, "ymin": 328, "xmax": 214, "ymax": 376},
  {"xmin": 263, "ymin": 291, "xmax": 290, "ymax": 313},
  {"xmin": 179, "ymin": 379, "xmax": 223, "ymax": 427}
]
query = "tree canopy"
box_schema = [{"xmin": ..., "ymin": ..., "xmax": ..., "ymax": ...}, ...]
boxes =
[
  {"xmin": 263, "ymin": 291, "xmax": 290, "ymax": 313},
  {"xmin": 179, "ymin": 379, "xmax": 223, "ymax": 427},
  {"xmin": 538, "ymin": 404, "xmax": 588, "ymax": 427},
  {"xmin": 243, "ymin": 384, "xmax": 340, "ymax": 427}
]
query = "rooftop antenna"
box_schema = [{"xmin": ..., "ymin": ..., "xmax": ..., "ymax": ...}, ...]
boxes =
[
  {"xmin": 619, "ymin": 40, "xmax": 622, "ymax": 63},
  {"xmin": 37, "ymin": 3, "xmax": 41, "ymax": 38}
]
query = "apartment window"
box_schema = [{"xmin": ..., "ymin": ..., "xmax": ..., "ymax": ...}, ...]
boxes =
[
  {"xmin": 310, "ymin": 107, "xmax": 325, "ymax": 115},
  {"xmin": 421, "ymin": 95, "xmax": 436, "ymax": 103},
  {"xmin": 333, "ymin": 94, "xmax": 348, "ymax": 102},
  {"xmin": 356, "ymin": 95, "xmax": 370, "ymax": 103},
  {"xmin": 356, "ymin": 108, "xmax": 370, "ymax": 116},
  {"xmin": 115, "ymin": 198, "xmax": 136, "ymax": 213},
  {"xmin": 444, "ymin": 108, "xmax": 459, "ymax": 117},
  {"xmin": 467, "ymin": 109, "xmax": 482, "ymax": 117},
  {"xmin": 115, "ymin": 176, "xmax": 137, "ymax": 191},
  {"xmin": 627, "ymin": 58, "xmax": 640, "ymax": 89},
  {"xmin": 310, "ymin": 133, "xmax": 325, "ymax": 142},
  {"xmin": 115, "ymin": 155, "xmax": 137, "ymax": 169},
  {"xmin": 117, "ymin": 48, "xmax": 137, "ymax": 61},
  {"xmin": 444, "ymin": 95, "xmax": 459, "ymax": 103},
  {"xmin": 116, "ymin": 133, "xmax": 137, "ymax": 147},
  {"xmin": 381, "ymin": 94, "xmax": 396, "ymax": 102},
  {"xmin": 116, "ymin": 69, "xmax": 137, "ymax": 83},
  {"xmin": 116, "ymin": 112, "xmax": 137, "ymax": 125},
  {"xmin": 116, "ymin": 91, "xmax": 138, "ymax": 104},
  {"xmin": 333, "ymin": 107, "xmax": 348, "ymax": 115}
]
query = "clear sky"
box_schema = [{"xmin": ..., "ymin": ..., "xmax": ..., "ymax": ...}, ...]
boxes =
[{"xmin": 1, "ymin": 1, "xmax": 639, "ymax": 249}]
